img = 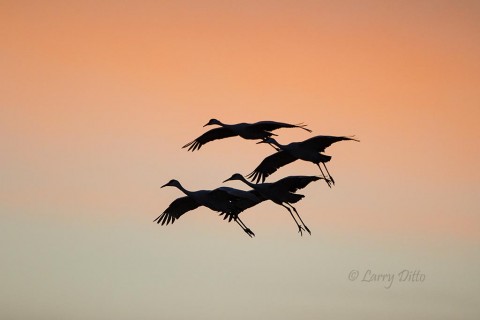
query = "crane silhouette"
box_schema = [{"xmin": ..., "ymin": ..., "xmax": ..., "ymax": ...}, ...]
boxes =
[
  {"xmin": 215, "ymin": 186, "xmax": 266, "ymax": 222},
  {"xmin": 223, "ymin": 174, "xmax": 323, "ymax": 235},
  {"xmin": 247, "ymin": 135, "xmax": 359, "ymax": 187},
  {"xmin": 154, "ymin": 179, "xmax": 264, "ymax": 237},
  {"xmin": 183, "ymin": 119, "xmax": 312, "ymax": 151}
]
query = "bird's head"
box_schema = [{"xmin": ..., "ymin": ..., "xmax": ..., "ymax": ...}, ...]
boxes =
[
  {"xmin": 203, "ymin": 118, "xmax": 222, "ymax": 127},
  {"xmin": 161, "ymin": 179, "xmax": 181, "ymax": 188},
  {"xmin": 223, "ymin": 173, "xmax": 245, "ymax": 183}
]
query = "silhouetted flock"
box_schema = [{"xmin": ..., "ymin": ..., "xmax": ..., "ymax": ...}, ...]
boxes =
[{"xmin": 154, "ymin": 119, "xmax": 358, "ymax": 237}]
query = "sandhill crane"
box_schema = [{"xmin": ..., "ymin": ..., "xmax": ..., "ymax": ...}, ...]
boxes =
[
  {"xmin": 223, "ymin": 174, "xmax": 323, "ymax": 235},
  {"xmin": 154, "ymin": 180, "xmax": 264, "ymax": 237},
  {"xmin": 183, "ymin": 119, "xmax": 312, "ymax": 151},
  {"xmin": 215, "ymin": 186, "xmax": 266, "ymax": 222},
  {"xmin": 247, "ymin": 135, "xmax": 359, "ymax": 187}
]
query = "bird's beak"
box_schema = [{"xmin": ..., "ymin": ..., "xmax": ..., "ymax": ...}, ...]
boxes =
[
  {"xmin": 203, "ymin": 123, "xmax": 210, "ymax": 127},
  {"xmin": 223, "ymin": 178, "xmax": 231, "ymax": 183},
  {"xmin": 160, "ymin": 183, "xmax": 168, "ymax": 188}
]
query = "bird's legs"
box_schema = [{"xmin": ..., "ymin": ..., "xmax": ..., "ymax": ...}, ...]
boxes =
[
  {"xmin": 270, "ymin": 145, "xmax": 281, "ymax": 152},
  {"xmin": 239, "ymin": 218, "xmax": 255, "ymax": 237},
  {"xmin": 322, "ymin": 162, "xmax": 335, "ymax": 185},
  {"xmin": 281, "ymin": 204, "xmax": 305, "ymax": 236},
  {"xmin": 316, "ymin": 163, "xmax": 332, "ymax": 188},
  {"xmin": 235, "ymin": 218, "xmax": 255, "ymax": 237},
  {"xmin": 261, "ymin": 139, "xmax": 281, "ymax": 152},
  {"xmin": 267, "ymin": 143, "xmax": 281, "ymax": 152},
  {"xmin": 286, "ymin": 203, "xmax": 311, "ymax": 235}
]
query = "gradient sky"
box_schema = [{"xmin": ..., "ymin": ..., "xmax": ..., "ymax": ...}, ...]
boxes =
[{"xmin": 1, "ymin": 1, "xmax": 479, "ymax": 319}]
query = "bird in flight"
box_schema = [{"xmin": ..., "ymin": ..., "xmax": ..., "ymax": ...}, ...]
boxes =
[
  {"xmin": 154, "ymin": 179, "xmax": 263, "ymax": 237},
  {"xmin": 223, "ymin": 174, "xmax": 323, "ymax": 235},
  {"xmin": 183, "ymin": 119, "xmax": 312, "ymax": 151},
  {"xmin": 247, "ymin": 135, "xmax": 359, "ymax": 187}
]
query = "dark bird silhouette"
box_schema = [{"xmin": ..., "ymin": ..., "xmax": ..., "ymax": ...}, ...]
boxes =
[
  {"xmin": 183, "ymin": 119, "xmax": 312, "ymax": 151},
  {"xmin": 223, "ymin": 174, "xmax": 323, "ymax": 235},
  {"xmin": 215, "ymin": 186, "xmax": 266, "ymax": 222},
  {"xmin": 247, "ymin": 135, "xmax": 359, "ymax": 187},
  {"xmin": 154, "ymin": 179, "xmax": 264, "ymax": 237}
]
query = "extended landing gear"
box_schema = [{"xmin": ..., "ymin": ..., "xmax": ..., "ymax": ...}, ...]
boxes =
[
  {"xmin": 282, "ymin": 203, "xmax": 311, "ymax": 236},
  {"xmin": 236, "ymin": 218, "xmax": 255, "ymax": 238},
  {"xmin": 317, "ymin": 163, "xmax": 335, "ymax": 188}
]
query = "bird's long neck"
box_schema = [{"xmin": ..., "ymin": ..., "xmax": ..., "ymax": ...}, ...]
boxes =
[
  {"xmin": 238, "ymin": 176, "xmax": 256, "ymax": 188},
  {"xmin": 270, "ymin": 139, "xmax": 285, "ymax": 149},
  {"xmin": 216, "ymin": 120, "xmax": 227, "ymax": 127},
  {"xmin": 174, "ymin": 182, "xmax": 191, "ymax": 196}
]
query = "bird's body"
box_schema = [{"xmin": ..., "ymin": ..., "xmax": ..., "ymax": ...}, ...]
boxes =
[
  {"xmin": 281, "ymin": 141, "xmax": 332, "ymax": 163},
  {"xmin": 216, "ymin": 187, "xmax": 266, "ymax": 210},
  {"xmin": 183, "ymin": 119, "xmax": 311, "ymax": 151},
  {"xmin": 214, "ymin": 186, "xmax": 266, "ymax": 222},
  {"xmin": 247, "ymin": 135, "xmax": 359, "ymax": 186},
  {"xmin": 154, "ymin": 180, "xmax": 263, "ymax": 237},
  {"xmin": 243, "ymin": 180, "xmax": 303, "ymax": 206},
  {"xmin": 219, "ymin": 122, "xmax": 265, "ymax": 140},
  {"xmin": 224, "ymin": 174, "xmax": 322, "ymax": 235}
]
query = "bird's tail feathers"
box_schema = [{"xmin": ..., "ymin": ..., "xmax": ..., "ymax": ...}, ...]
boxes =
[
  {"xmin": 289, "ymin": 193, "xmax": 304, "ymax": 203},
  {"xmin": 320, "ymin": 154, "xmax": 332, "ymax": 162}
]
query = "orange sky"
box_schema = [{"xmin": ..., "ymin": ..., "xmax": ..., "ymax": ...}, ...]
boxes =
[
  {"xmin": 1, "ymin": 1, "xmax": 480, "ymax": 319},
  {"xmin": 1, "ymin": 0, "xmax": 479, "ymax": 240}
]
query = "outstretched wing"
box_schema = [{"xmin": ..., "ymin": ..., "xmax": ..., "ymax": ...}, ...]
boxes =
[
  {"xmin": 216, "ymin": 187, "xmax": 261, "ymax": 203},
  {"xmin": 217, "ymin": 187, "xmax": 265, "ymax": 210},
  {"xmin": 272, "ymin": 175, "xmax": 321, "ymax": 193},
  {"xmin": 246, "ymin": 151, "xmax": 297, "ymax": 183},
  {"xmin": 249, "ymin": 121, "xmax": 312, "ymax": 133},
  {"xmin": 206, "ymin": 188, "xmax": 241, "ymax": 218},
  {"xmin": 182, "ymin": 127, "xmax": 237, "ymax": 151},
  {"xmin": 154, "ymin": 196, "xmax": 200, "ymax": 226},
  {"xmin": 298, "ymin": 135, "xmax": 359, "ymax": 152},
  {"xmin": 235, "ymin": 190, "xmax": 266, "ymax": 210},
  {"xmin": 207, "ymin": 187, "xmax": 260, "ymax": 222}
]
